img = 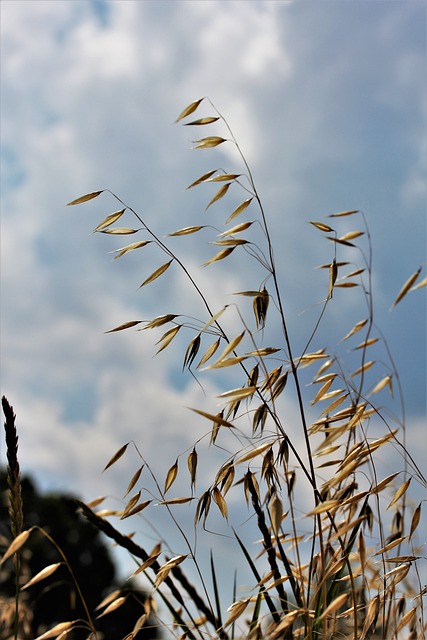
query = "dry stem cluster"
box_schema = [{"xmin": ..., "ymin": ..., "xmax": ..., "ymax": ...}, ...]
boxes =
[{"xmin": 2, "ymin": 98, "xmax": 426, "ymax": 640}]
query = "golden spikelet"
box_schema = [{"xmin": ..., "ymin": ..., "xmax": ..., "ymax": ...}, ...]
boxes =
[{"xmin": 2, "ymin": 396, "xmax": 24, "ymax": 538}]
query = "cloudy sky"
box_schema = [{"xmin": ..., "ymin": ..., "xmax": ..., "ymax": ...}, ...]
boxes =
[{"xmin": 1, "ymin": 0, "xmax": 426, "ymax": 595}]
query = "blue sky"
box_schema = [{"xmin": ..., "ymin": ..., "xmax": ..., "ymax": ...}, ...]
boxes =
[{"xmin": 1, "ymin": 0, "xmax": 426, "ymax": 594}]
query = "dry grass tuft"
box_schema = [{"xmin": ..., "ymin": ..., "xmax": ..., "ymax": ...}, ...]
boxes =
[
  {"xmin": 2, "ymin": 99, "xmax": 426, "ymax": 640},
  {"xmin": 64, "ymin": 97, "xmax": 426, "ymax": 640}
]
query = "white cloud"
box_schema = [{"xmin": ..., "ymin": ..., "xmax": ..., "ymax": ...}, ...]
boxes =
[{"xmin": 193, "ymin": 1, "xmax": 289, "ymax": 78}]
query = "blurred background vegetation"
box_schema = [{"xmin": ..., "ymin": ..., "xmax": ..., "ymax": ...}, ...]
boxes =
[{"xmin": 0, "ymin": 468, "xmax": 159, "ymax": 639}]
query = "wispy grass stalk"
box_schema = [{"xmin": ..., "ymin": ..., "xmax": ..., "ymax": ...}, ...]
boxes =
[
  {"xmin": 2, "ymin": 395, "xmax": 24, "ymax": 640},
  {"xmin": 59, "ymin": 98, "xmax": 427, "ymax": 639}
]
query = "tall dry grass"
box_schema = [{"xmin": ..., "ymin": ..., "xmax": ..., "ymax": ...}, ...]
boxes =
[
  {"xmin": 2, "ymin": 98, "xmax": 426, "ymax": 639},
  {"xmin": 1, "ymin": 397, "xmax": 99, "ymax": 640}
]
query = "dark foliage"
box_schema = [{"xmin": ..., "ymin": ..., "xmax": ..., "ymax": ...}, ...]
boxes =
[{"xmin": 0, "ymin": 469, "xmax": 159, "ymax": 639}]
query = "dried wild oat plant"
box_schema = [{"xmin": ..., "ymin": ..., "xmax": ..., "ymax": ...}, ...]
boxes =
[{"xmin": 2, "ymin": 98, "xmax": 426, "ymax": 640}]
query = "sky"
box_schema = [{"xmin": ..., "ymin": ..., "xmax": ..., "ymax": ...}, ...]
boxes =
[{"xmin": 1, "ymin": 0, "xmax": 426, "ymax": 607}]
